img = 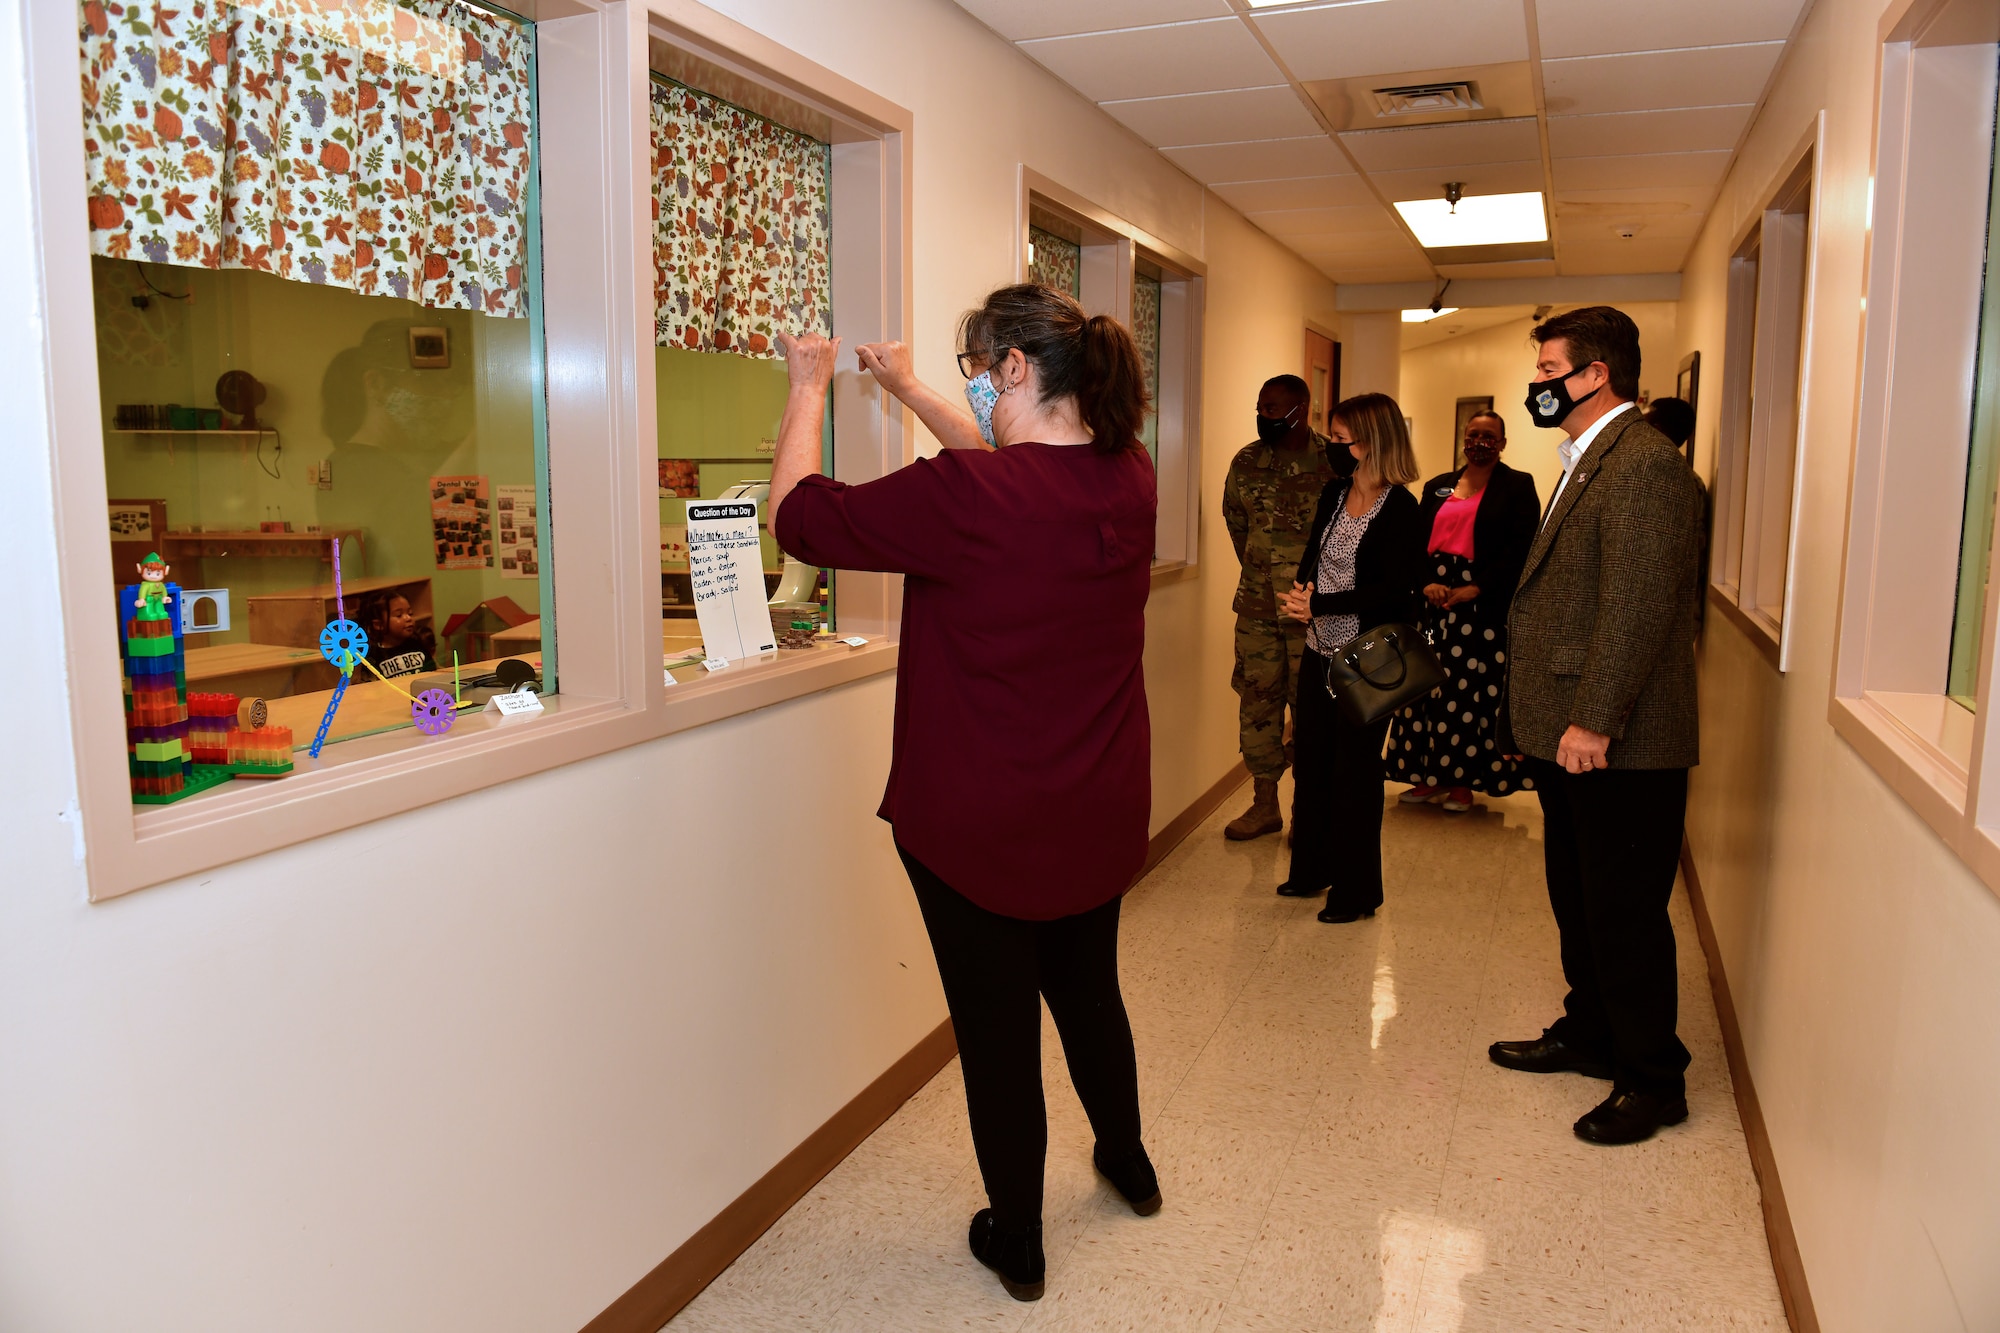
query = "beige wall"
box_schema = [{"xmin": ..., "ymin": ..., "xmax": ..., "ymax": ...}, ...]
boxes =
[
  {"xmin": 1337, "ymin": 310, "xmax": 1402, "ymax": 401},
  {"xmin": 1399, "ymin": 302, "xmax": 1679, "ymax": 497},
  {"xmin": 0, "ymin": 0, "xmax": 1337, "ymax": 1328},
  {"xmin": 1675, "ymin": 0, "xmax": 2000, "ymax": 1328}
]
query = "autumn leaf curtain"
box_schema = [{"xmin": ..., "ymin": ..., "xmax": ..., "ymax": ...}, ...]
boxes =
[
  {"xmin": 78, "ymin": 0, "xmax": 534, "ymax": 317},
  {"xmin": 650, "ymin": 79, "xmax": 831, "ymax": 359}
]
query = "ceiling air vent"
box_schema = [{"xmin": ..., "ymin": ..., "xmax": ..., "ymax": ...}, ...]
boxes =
[{"xmin": 1371, "ymin": 82, "xmax": 1482, "ymax": 117}]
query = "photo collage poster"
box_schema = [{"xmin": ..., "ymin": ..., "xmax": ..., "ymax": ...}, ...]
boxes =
[
  {"xmin": 496, "ymin": 485, "xmax": 539, "ymax": 580},
  {"xmin": 431, "ymin": 474, "xmax": 493, "ymax": 570}
]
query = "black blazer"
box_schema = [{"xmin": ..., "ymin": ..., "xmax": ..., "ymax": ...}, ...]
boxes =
[
  {"xmin": 1414, "ymin": 461, "xmax": 1541, "ymax": 630},
  {"xmin": 1292, "ymin": 480, "xmax": 1426, "ymax": 631}
]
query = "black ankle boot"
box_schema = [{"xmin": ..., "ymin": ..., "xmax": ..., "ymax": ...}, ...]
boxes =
[
  {"xmin": 1092, "ymin": 1144, "xmax": 1163, "ymax": 1216},
  {"xmin": 967, "ymin": 1209, "xmax": 1044, "ymax": 1301}
]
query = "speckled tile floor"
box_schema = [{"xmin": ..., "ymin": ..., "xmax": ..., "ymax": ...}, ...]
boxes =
[{"xmin": 664, "ymin": 780, "xmax": 1788, "ymax": 1332}]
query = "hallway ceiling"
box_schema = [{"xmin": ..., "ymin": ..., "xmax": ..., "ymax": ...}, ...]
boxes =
[{"xmin": 954, "ymin": 0, "xmax": 1808, "ymax": 286}]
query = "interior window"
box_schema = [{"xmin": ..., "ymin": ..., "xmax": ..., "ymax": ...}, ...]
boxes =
[
  {"xmin": 1949, "ymin": 89, "xmax": 2000, "ymax": 711},
  {"xmin": 649, "ymin": 74, "xmax": 833, "ymax": 662},
  {"xmin": 85, "ymin": 0, "xmax": 549, "ymax": 802}
]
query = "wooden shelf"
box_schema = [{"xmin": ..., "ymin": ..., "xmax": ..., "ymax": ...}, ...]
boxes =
[
  {"xmin": 113, "ymin": 429, "xmax": 271, "ymax": 437},
  {"xmin": 162, "ymin": 529, "xmax": 362, "ymax": 564}
]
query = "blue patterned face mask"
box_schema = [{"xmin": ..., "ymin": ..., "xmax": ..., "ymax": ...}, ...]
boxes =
[{"xmin": 964, "ymin": 371, "xmax": 1000, "ymax": 447}]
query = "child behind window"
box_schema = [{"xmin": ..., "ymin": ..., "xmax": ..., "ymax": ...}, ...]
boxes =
[{"xmin": 362, "ymin": 591, "xmax": 436, "ymax": 679}]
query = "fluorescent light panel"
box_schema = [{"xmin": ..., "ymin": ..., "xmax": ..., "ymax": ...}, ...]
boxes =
[
  {"xmin": 1394, "ymin": 192, "xmax": 1547, "ymax": 249},
  {"xmin": 1402, "ymin": 308, "xmax": 1459, "ymax": 323}
]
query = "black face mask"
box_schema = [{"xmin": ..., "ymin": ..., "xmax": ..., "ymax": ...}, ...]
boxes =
[
  {"xmin": 1254, "ymin": 403, "xmax": 1302, "ymax": 446},
  {"xmin": 1525, "ymin": 365, "xmax": 1601, "ymax": 429}
]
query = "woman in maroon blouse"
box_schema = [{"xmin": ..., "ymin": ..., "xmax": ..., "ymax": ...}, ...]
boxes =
[{"xmin": 767, "ymin": 285, "xmax": 1159, "ymax": 1303}]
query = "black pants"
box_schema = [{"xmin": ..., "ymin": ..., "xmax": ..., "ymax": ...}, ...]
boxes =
[
  {"xmin": 1528, "ymin": 758, "xmax": 1693, "ymax": 1097},
  {"xmin": 1287, "ymin": 648, "xmax": 1394, "ymax": 912},
  {"xmin": 900, "ymin": 847, "xmax": 1143, "ymax": 1231}
]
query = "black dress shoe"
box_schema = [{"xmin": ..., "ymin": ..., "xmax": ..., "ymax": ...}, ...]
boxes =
[
  {"xmin": 1275, "ymin": 881, "xmax": 1324, "ymax": 897},
  {"xmin": 1487, "ymin": 1031, "xmax": 1615, "ymax": 1080},
  {"xmin": 1093, "ymin": 1144, "xmax": 1163, "ymax": 1216},
  {"xmin": 968, "ymin": 1209, "xmax": 1045, "ymax": 1301},
  {"xmin": 1317, "ymin": 904, "xmax": 1377, "ymax": 923},
  {"xmin": 1574, "ymin": 1088, "xmax": 1689, "ymax": 1145}
]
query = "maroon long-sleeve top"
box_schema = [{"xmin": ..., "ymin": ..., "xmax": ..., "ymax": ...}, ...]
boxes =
[{"xmin": 775, "ymin": 442, "xmax": 1157, "ymax": 920}]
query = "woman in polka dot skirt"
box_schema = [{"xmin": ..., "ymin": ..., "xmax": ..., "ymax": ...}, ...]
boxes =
[{"xmin": 1388, "ymin": 411, "xmax": 1543, "ymax": 811}]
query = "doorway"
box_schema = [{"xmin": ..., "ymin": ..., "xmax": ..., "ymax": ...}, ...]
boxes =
[{"xmin": 1304, "ymin": 328, "xmax": 1338, "ymax": 435}]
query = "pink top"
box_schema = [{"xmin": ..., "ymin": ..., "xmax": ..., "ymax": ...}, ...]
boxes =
[{"xmin": 1429, "ymin": 486, "xmax": 1484, "ymax": 558}]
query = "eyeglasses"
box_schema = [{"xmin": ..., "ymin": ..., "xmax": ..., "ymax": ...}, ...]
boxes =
[{"xmin": 956, "ymin": 347, "xmax": 1010, "ymax": 379}]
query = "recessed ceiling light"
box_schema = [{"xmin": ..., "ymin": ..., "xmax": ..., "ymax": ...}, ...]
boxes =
[
  {"xmin": 1402, "ymin": 308, "xmax": 1459, "ymax": 323},
  {"xmin": 1394, "ymin": 191, "xmax": 1548, "ymax": 249}
]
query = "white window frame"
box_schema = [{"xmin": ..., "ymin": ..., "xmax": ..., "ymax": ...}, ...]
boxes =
[
  {"xmin": 1710, "ymin": 116, "xmax": 1823, "ymax": 672},
  {"xmin": 1832, "ymin": 0, "xmax": 2000, "ymax": 895},
  {"xmin": 1015, "ymin": 168, "xmax": 1207, "ymax": 576},
  {"xmin": 29, "ymin": 0, "xmax": 913, "ymax": 899}
]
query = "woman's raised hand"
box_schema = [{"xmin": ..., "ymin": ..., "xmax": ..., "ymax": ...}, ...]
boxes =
[
  {"xmin": 777, "ymin": 330, "xmax": 842, "ymax": 395},
  {"xmin": 855, "ymin": 341, "xmax": 918, "ymax": 396}
]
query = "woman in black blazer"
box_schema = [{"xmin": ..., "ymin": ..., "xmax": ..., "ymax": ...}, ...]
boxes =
[
  {"xmin": 1275, "ymin": 393, "xmax": 1427, "ymax": 922},
  {"xmin": 1387, "ymin": 411, "xmax": 1542, "ymax": 811}
]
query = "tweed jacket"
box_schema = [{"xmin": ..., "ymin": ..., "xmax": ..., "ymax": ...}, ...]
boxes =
[{"xmin": 1502, "ymin": 410, "xmax": 1701, "ymax": 769}]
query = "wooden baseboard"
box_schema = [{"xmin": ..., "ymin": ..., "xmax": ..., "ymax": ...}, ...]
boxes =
[
  {"xmin": 1680, "ymin": 841, "xmax": 1820, "ymax": 1333},
  {"xmin": 1136, "ymin": 760, "xmax": 1249, "ymax": 883},
  {"xmin": 582, "ymin": 762, "xmax": 1250, "ymax": 1332},
  {"xmin": 580, "ymin": 1019, "xmax": 956, "ymax": 1333}
]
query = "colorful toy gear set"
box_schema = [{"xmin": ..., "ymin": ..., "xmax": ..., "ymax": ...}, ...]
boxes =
[
  {"xmin": 120, "ymin": 553, "xmax": 293, "ymax": 804},
  {"xmin": 308, "ymin": 535, "xmax": 464, "ymax": 757}
]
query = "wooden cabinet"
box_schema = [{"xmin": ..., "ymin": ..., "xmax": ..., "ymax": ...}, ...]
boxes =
[{"xmin": 247, "ymin": 575, "xmax": 433, "ymax": 649}]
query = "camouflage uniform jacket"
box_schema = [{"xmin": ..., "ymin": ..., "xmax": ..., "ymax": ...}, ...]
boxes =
[{"xmin": 1223, "ymin": 431, "xmax": 1336, "ymax": 618}]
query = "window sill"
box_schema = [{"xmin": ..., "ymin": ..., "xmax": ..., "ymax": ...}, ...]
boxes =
[
  {"xmin": 96, "ymin": 640, "xmax": 899, "ymax": 900},
  {"xmin": 1150, "ymin": 559, "xmax": 1197, "ymax": 589},
  {"xmin": 1707, "ymin": 583, "xmax": 1782, "ymax": 669},
  {"xmin": 1828, "ymin": 690, "xmax": 1969, "ymax": 856}
]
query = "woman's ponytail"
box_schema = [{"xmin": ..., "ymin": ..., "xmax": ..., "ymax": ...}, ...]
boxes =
[{"xmin": 1078, "ymin": 314, "xmax": 1149, "ymax": 456}]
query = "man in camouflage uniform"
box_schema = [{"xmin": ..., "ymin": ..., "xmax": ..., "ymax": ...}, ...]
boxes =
[{"xmin": 1222, "ymin": 375, "xmax": 1347, "ymax": 839}]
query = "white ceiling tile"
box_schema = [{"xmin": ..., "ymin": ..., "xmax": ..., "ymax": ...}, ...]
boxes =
[
  {"xmin": 1340, "ymin": 118, "xmax": 1542, "ymax": 172},
  {"xmin": 1324, "ymin": 260, "xmax": 1438, "ymax": 281},
  {"xmin": 1543, "ymin": 43, "xmax": 1784, "ymax": 116},
  {"xmin": 951, "ymin": 0, "xmax": 1232, "ymax": 43},
  {"xmin": 1253, "ymin": 0, "xmax": 1529, "ymax": 82},
  {"xmin": 1370, "ymin": 159, "xmax": 1545, "ymax": 201},
  {"xmin": 1246, "ymin": 204, "xmax": 1402, "ymax": 237},
  {"xmin": 1103, "ymin": 85, "xmax": 1323, "ymax": 145},
  {"xmin": 1555, "ymin": 184, "xmax": 1717, "ymax": 213},
  {"xmin": 1553, "ymin": 149, "xmax": 1732, "ymax": 191},
  {"xmin": 1547, "ymin": 104, "xmax": 1753, "ymax": 157},
  {"xmin": 1163, "ymin": 136, "xmax": 1353, "ymax": 182},
  {"xmin": 1535, "ymin": 0, "xmax": 1805, "ymax": 58},
  {"xmin": 1558, "ymin": 236, "xmax": 1691, "ymax": 274},
  {"xmin": 1556, "ymin": 209, "xmax": 1706, "ymax": 245},
  {"xmin": 1433, "ymin": 258, "xmax": 1560, "ymax": 279},
  {"xmin": 1211, "ymin": 175, "xmax": 1379, "ymax": 211},
  {"xmin": 1019, "ymin": 18, "xmax": 1281, "ymax": 103}
]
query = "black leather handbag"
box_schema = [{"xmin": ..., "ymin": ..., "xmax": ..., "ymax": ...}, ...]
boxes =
[{"xmin": 1321, "ymin": 622, "xmax": 1448, "ymax": 727}]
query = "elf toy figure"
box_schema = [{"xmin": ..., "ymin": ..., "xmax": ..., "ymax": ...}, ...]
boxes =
[{"xmin": 135, "ymin": 552, "xmax": 171, "ymax": 622}]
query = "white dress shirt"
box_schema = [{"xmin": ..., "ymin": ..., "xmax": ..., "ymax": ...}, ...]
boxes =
[{"xmin": 1542, "ymin": 402, "xmax": 1635, "ymax": 526}]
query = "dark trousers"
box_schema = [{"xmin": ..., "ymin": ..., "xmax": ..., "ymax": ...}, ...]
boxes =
[
  {"xmin": 1287, "ymin": 648, "xmax": 1394, "ymax": 912},
  {"xmin": 1528, "ymin": 758, "xmax": 1693, "ymax": 1098},
  {"xmin": 899, "ymin": 847, "xmax": 1143, "ymax": 1230}
]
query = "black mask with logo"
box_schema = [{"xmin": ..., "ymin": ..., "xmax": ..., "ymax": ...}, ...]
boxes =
[
  {"xmin": 1525, "ymin": 364, "xmax": 1602, "ymax": 429},
  {"xmin": 1254, "ymin": 403, "xmax": 1302, "ymax": 446}
]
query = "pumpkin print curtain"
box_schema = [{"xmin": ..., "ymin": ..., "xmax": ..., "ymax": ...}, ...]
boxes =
[
  {"xmin": 651, "ymin": 79, "xmax": 831, "ymax": 358},
  {"xmin": 78, "ymin": 0, "xmax": 534, "ymax": 318}
]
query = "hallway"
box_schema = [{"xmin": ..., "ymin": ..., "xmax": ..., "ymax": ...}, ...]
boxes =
[{"xmin": 665, "ymin": 782, "xmax": 1786, "ymax": 1332}]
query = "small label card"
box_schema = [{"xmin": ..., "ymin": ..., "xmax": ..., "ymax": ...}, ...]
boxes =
[
  {"xmin": 662, "ymin": 669, "xmax": 678, "ymax": 687},
  {"xmin": 687, "ymin": 500, "xmax": 778, "ymax": 662},
  {"xmin": 484, "ymin": 689, "xmax": 544, "ymax": 718},
  {"xmin": 702, "ymin": 657, "xmax": 730, "ymax": 673},
  {"xmin": 841, "ymin": 636, "xmax": 869, "ymax": 649}
]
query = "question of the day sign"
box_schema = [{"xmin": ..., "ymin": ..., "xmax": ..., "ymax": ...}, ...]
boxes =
[{"xmin": 686, "ymin": 500, "xmax": 776, "ymax": 661}]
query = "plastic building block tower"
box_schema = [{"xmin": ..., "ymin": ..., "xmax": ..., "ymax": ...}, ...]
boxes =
[{"xmin": 119, "ymin": 576, "xmax": 230, "ymax": 804}]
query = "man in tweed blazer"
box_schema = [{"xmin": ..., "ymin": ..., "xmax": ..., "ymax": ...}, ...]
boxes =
[{"xmin": 1489, "ymin": 306, "xmax": 1703, "ymax": 1146}]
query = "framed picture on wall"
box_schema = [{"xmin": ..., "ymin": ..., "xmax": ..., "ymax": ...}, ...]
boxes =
[
  {"xmin": 1453, "ymin": 396, "xmax": 1494, "ymax": 469},
  {"xmin": 1677, "ymin": 351, "xmax": 1701, "ymax": 417}
]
